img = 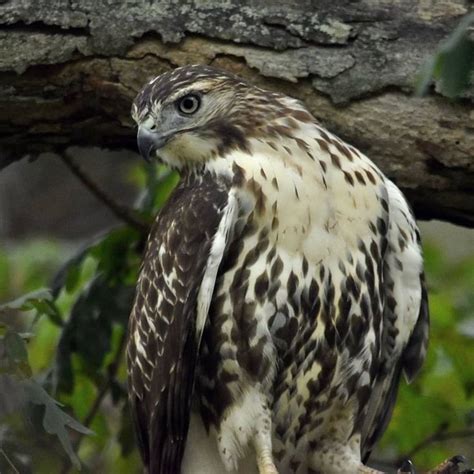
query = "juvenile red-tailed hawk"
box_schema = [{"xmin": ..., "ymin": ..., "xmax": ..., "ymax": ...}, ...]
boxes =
[{"xmin": 126, "ymin": 65, "xmax": 430, "ymax": 474}]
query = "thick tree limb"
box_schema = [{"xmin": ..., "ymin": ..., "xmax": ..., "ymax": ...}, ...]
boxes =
[{"xmin": 0, "ymin": 1, "xmax": 473, "ymax": 226}]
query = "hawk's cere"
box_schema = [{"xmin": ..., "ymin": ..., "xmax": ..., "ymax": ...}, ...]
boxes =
[{"xmin": 127, "ymin": 65, "xmax": 429, "ymax": 474}]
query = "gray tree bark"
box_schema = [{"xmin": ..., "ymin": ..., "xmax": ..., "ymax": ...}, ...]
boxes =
[{"xmin": 0, "ymin": 1, "xmax": 473, "ymax": 226}]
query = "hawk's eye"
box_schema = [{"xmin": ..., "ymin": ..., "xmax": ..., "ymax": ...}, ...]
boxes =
[{"xmin": 177, "ymin": 94, "xmax": 200, "ymax": 115}]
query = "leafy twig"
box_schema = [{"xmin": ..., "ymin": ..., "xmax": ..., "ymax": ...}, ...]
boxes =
[
  {"xmin": 59, "ymin": 330, "xmax": 128, "ymax": 474},
  {"xmin": 60, "ymin": 152, "xmax": 149, "ymax": 234}
]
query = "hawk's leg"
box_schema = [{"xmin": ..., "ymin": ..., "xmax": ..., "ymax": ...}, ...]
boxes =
[
  {"xmin": 254, "ymin": 418, "xmax": 278, "ymax": 474},
  {"xmin": 251, "ymin": 397, "xmax": 278, "ymax": 474},
  {"xmin": 216, "ymin": 389, "xmax": 277, "ymax": 473},
  {"xmin": 255, "ymin": 443, "xmax": 278, "ymax": 474},
  {"xmin": 310, "ymin": 434, "xmax": 384, "ymax": 474}
]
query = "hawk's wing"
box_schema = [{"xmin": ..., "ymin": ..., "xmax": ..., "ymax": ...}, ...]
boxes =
[
  {"xmin": 127, "ymin": 175, "xmax": 237, "ymax": 474},
  {"xmin": 361, "ymin": 180, "xmax": 429, "ymax": 460}
]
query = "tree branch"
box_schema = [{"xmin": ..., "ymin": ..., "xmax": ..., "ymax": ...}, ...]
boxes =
[
  {"xmin": 370, "ymin": 426, "xmax": 474, "ymax": 472},
  {"xmin": 401, "ymin": 427, "xmax": 474, "ymax": 463},
  {"xmin": 60, "ymin": 153, "xmax": 150, "ymax": 235},
  {"xmin": 0, "ymin": 1, "xmax": 472, "ymax": 227},
  {"xmin": 0, "ymin": 449, "xmax": 20, "ymax": 474}
]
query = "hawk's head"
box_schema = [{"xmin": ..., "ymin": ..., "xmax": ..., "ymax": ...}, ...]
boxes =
[{"xmin": 132, "ymin": 64, "xmax": 312, "ymax": 169}]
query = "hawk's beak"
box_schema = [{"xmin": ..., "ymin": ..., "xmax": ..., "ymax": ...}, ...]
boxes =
[{"xmin": 137, "ymin": 126, "xmax": 168, "ymax": 162}]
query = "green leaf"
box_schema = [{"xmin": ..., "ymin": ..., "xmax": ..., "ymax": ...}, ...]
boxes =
[
  {"xmin": 50, "ymin": 240, "xmax": 98, "ymax": 298},
  {"xmin": 138, "ymin": 164, "xmax": 179, "ymax": 217},
  {"xmin": 416, "ymin": 54, "xmax": 439, "ymax": 96},
  {"xmin": 0, "ymin": 288, "xmax": 63, "ymax": 328},
  {"xmin": 89, "ymin": 227, "xmax": 141, "ymax": 283},
  {"xmin": 439, "ymin": 35, "xmax": 474, "ymax": 98},
  {"xmin": 27, "ymin": 318, "xmax": 61, "ymax": 375},
  {"xmin": 30, "ymin": 299, "xmax": 63, "ymax": 326},
  {"xmin": 0, "ymin": 374, "xmax": 92, "ymax": 470},
  {"xmin": 65, "ymin": 263, "xmax": 82, "ymax": 294},
  {"xmin": 62, "ymin": 373, "xmax": 97, "ymax": 421},
  {"xmin": 0, "ymin": 329, "xmax": 32, "ymax": 377},
  {"xmin": 23, "ymin": 379, "xmax": 93, "ymax": 470},
  {"xmin": 3, "ymin": 331, "xmax": 28, "ymax": 364},
  {"xmin": 0, "ymin": 288, "xmax": 52, "ymax": 311},
  {"xmin": 0, "ymin": 374, "xmax": 26, "ymax": 419},
  {"xmin": 416, "ymin": 12, "xmax": 474, "ymax": 98},
  {"xmin": 56, "ymin": 275, "xmax": 135, "ymax": 393},
  {"xmin": 151, "ymin": 167, "xmax": 179, "ymax": 211}
]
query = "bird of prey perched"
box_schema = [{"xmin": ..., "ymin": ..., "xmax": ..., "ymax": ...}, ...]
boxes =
[{"xmin": 126, "ymin": 64, "xmax": 429, "ymax": 474}]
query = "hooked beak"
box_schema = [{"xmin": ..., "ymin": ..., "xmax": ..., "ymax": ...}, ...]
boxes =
[{"xmin": 137, "ymin": 126, "xmax": 169, "ymax": 162}]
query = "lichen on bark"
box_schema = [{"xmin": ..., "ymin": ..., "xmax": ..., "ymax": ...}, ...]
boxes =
[{"xmin": 0, "ymin": 0, "xmax": 472, "ymax": 226}]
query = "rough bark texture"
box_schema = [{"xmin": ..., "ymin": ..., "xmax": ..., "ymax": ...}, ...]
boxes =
[{"xmin": 0, "ymin": 1, "xmax": 473, "ymax": 226}]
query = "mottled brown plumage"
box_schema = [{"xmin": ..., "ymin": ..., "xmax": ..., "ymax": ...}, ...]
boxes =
[
  {"xmin": 128, "ymin": 173, "xmax": 230, "ymax": 473},
  {"xmin": 127, "ymin": 65, "xmax": 429, "ymax": 474}
]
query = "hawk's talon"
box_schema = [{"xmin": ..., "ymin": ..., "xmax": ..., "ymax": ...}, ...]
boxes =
[
  {"xmin": 398, "ymin": 459, "xmax": 415, "ymax": 474},
  {"xmin": 450, "ymin": 456, "xmax": 467, "ymax": 466},
  {"xmin": 256, "ymin": 447, "xmax": 278, "ymax": 474},
  {"xmin": 258, "ymin": 462, "xmax": 279, "ymax": 474}
]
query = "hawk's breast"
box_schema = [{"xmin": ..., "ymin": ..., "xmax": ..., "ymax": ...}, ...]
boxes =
[{"xmin": 197, "ymin": 123, "xmax": 389, "ymax": 470}]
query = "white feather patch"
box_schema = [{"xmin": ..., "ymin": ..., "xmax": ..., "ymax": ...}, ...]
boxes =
[{"xmin": 196, "ymin": 190, "xmax": 238, "ymax": 343}]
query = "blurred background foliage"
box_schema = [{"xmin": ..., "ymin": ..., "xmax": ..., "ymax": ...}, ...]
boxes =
[
  {"xmin": 0, "ymin": 10, "xmax": 473, "ymax": 474},
  {"xmin": 0, "ymin": 163, "xmax": 178, "ymax": 474}
]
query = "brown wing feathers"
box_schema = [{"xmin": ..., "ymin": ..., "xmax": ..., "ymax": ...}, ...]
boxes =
[{"xmin": 127, "ymin": 174, "xmax": 229, "ymax": 473}]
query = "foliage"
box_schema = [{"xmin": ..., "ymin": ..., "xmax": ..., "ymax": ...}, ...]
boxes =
[
  {"xmin": 417, "ymin": 12, "xmax": 474, "ymax": 98},
  {"xmin": 0, "ymin": 164, "xmax": 178, "ymax": 474}
]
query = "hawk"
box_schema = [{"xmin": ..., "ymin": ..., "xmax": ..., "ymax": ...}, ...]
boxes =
[{"xmin": 127, "ymin": 65, "xmax": 429, "ymax": 474}]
